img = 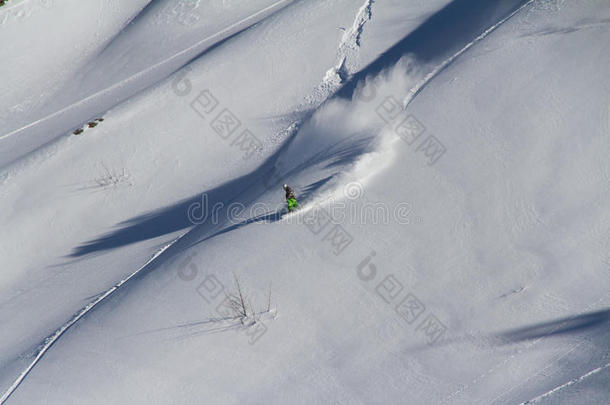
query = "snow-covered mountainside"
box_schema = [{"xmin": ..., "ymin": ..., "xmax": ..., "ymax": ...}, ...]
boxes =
[{"xmin": 1, "ymin": 0, "xmax": 609, "ymax": 403}]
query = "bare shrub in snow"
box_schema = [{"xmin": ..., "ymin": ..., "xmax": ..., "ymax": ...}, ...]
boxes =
[
  {"xmin": 224, "ymin": 275, "xmax": 274, "ymax": 325},
  {"xmin": 94, "ymin": 162, "xmax": 132, "ymax": 188}
]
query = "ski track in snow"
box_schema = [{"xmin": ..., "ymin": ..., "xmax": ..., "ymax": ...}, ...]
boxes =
[
  {"xmin": 2, "ymin": 1, "xmax": 587, "ymax": 402},
  {"xmin": 430, "ymin": 3, "xmax": 610, "ymax": 401},
  {"xmin": 441, "ymin": 293, "xmax": 610, "ymax": 404},
  {"xmin": 521, "ymin": 362, "xmax": 610, "ymax": 404},
  {"xmin": 0, "ymin": 0, "xmax": 296, "ymax": 142},
  {"xmin": 0, "ymin": 2, "xmax": 375, "ymax": 402},
  {"xmin": 402, "ymin": 0, "xmax": 537, "ymax": 108},
  {"xmin": 0, "ymin": 240, "xmax": 177, "ymax": 404}
]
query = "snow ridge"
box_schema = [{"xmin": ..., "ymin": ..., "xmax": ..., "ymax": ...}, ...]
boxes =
[
  {"xmin": 0, "ymin": 5, "xmax": 374, "ymax": 400},
  {"xmin": 310, "ymin": 0, "xmax": 373, "ymax": 103},
  {"xmin": 343, "ymin": 0, "xmax": 373, "ymax": 48},
  {"xmin": 0, "ymin": 0, "xmax": 296, "ymax": 166}
]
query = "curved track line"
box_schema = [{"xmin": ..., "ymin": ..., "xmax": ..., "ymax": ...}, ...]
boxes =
[
  {"xmin": 0, "ymin": 0, "xmax": 295, "ymax": 142},
  {"xmin": 521, "ymin": 361, "xmax": 610, "ymax": 404},
  {"xmin": 442, "ymin": 291, "xmax": 610, "ymax": 404},
  {"xmin": 0, "ymin": 2, "xmax": 374, "ymax": 401},
  {"xmin": 402, "ymin": 0, "xmax": 536, "ymax": 108},
  {"xmin": 0, "ymin": 238, "xmax": 181, "ymax": 404}
]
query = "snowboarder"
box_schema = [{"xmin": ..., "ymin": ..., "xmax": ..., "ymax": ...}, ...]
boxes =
[{"xmin": 283, "ymin": 184, "xmax": 299, "ymax": 212}]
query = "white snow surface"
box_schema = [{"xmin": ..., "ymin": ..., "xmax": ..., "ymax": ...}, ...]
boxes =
[{"xmin": 1, "ymin": 0, "xmax": 610, "ymax": 404}]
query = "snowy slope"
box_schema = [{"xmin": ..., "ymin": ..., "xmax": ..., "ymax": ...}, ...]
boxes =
[
  {"xmin": 0, "ymin": 0, "xmax": 305, "ymax": 167},
  {"xmin": 1, "ymin": 0, "xmax": 610, "ymax": 404},
  {"xmin": 0, "ymin": 0, "xmax": 452, "ymax": 401}
]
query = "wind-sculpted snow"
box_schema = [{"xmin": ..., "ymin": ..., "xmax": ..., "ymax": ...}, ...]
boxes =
[
  {"xmin": 68, "ymin": 0, "xmax": 388, "ymax": 257},
  {"xmin": 0, "ymin": 242, "xmax": 174, "ymax": 404},
  {"xmin": 0, "ymin": 0, "xmax": 296, "ymax": 168},
  {"xmin": 337, "ymin": 0, "xmax": 531, "ymax": 100},
  {"xmin": 1, "ymin": 1, "xmax": 418, "ymax": 401},
  {"xmin": 311, "ymin": 0, "xmax": 374, "ymax": 103},
  {"xmin": 2, "ymin": 0, "xmax": 610, "ymax": 403}
]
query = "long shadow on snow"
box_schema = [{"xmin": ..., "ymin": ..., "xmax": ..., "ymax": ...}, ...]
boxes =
[
  {"xmin": 405, "ymin": 308, "xmax": 610, "ymax": 354},
  {"xmin": 336, "ymin": 0, "xmax": 529, "ymax": 100},
  {"xmin": 45, "ymin": 0, "xmax": 293, "ymax": 145},
  {"xmin": 496, "ymin": 308, "xmax": 610, "ymax": 344},
  {"xmin": 70, "ymin": 132, "xmax": 373, "ymax": 257},
  {"xmin": 68, "ymin": 0, "xmax": 529, "ymax": 256},
  {"xmin": 184, "ymin": 175, "xmax": 335, "ymax": 251},
  {"xmin": 88, "ymin": 0, "xmax": 166, "ymax": 60},
  {"xmin": 72, "ymin": 6, "xmax": 257, "ymax": 102}
]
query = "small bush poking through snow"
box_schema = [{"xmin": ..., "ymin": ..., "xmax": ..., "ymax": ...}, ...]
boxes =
[
  {"xmin": 224, "ymin": 275, "xmax": 274, "ymax": 326},
  {"xmin": 94, "ymin": 162, "xmax": 132, "ymax": 188}
]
